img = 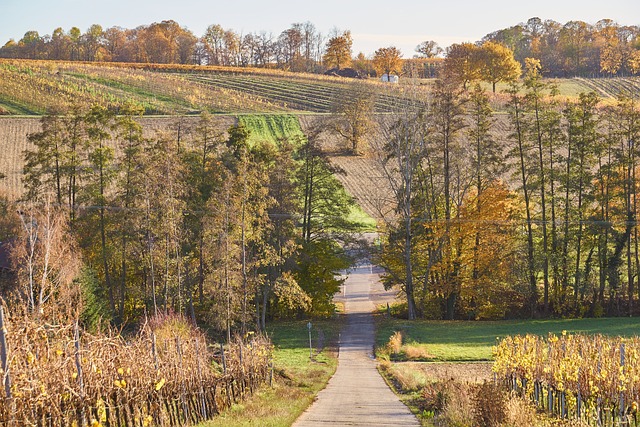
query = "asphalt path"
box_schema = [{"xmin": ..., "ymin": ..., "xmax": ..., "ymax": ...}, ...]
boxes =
[{"xmin": 292, "ymin": 263, "xmax": 420, "ymax": 426}]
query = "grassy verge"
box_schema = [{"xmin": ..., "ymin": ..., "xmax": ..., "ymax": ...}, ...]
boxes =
[
  {"xmin": 198, "ymin": 318, "xmax": 342, "ymax": 427},
  {"xmin": 375, "ymin": 316, "xmax": 640, "ymax": 426},
  {"xmin": 376, "ymin": 316, "xmax": 640, "ymax": 362},
  {"xmin": 345, "ymin": 204, "xmax": 377, "ymax": 232}
]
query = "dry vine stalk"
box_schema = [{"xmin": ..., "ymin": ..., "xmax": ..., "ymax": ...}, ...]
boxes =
[{"xmin": 0, "ymin": 311, "xmax": 271, "ymax": 426}]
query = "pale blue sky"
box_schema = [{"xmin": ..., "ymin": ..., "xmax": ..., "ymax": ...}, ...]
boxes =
[{"xmin": 1, "ymin": 0, "xmax": 638, "ymax": 57}]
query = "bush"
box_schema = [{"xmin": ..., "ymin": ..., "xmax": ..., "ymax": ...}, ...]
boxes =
[{"xmin": 472, "ymin": 381, "xmax": 506, "ymax": 427}]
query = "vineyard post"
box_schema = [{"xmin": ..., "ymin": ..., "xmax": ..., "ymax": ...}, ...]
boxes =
[
  {"xmin": 308, "ymin": 322, "xmax": 312, "ymax": 359},
  {"xmin": 74, "ymin": 321, "xmax": 86, "ymax": 426},
  {"xmin": 0, "ymin": 304, "xmax": 12, "ymax": 400},
  {"xmin": 577, "ymin": 346, "xmax": 583, "ymax": 420},
  {"xmin": 194, "ymin": 338, "xmax": 207, "ymax": 420},
  {"xmin": 597, "ymin": 347, "xmax": 603, "ymax": 426},
  {"xmin": 220, "ymin": 343, "xmax": 227, "ymax": 374},
  {"xmin": 620, "ymin": 343, "xmax": 626, "ymax": 421},
  {"xmin": 151, "ymin": 331, "xmax": 158, "ymax": 369}
]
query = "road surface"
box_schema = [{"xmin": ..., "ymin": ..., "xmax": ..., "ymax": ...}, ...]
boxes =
[{"xmin": 293, "ymin": 262, "xmax": 420, "ymax": 426}]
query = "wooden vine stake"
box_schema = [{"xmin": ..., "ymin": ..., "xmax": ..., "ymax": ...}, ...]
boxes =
[
  {"xmin": 74, "ymin": 320, "xmax": 86, "ymax": 426},
  {"xmin": 0, "ymin": 305, "xmax": 12, "ymax": 400}
]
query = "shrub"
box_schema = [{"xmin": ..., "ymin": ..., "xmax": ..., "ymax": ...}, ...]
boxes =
[{"xmin": 472, "ymin": 381, "xmax": 506, "ymax": 427}]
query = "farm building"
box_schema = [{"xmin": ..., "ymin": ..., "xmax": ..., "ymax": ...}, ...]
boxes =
[{"xmin": 380, "ymin": 73, "xmax": 399, "ymax": 83}]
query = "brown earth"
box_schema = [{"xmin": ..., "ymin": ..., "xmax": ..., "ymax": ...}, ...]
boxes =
[
  {"xmin": 1, "ymin": 113, "xmax": 513, "ymax": 211},
  {"xmin": 0, "ymin": 116, "xmax": 235, "ymax": 199}
]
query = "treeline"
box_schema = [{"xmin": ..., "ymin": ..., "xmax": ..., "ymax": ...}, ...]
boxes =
[
  {"xmin": 2, "ymin": 17, "xmax": 639, "ymax": 80},
  {"xmin": 375, "ymin": 62, "xmax": 640, "ymax": 320},
  {"xmin": 0, "ymin": 20, "xmax": 329, "ymax": 73},
  {"xmin": 482, "ymin": 17, "xmax": 640, "ymax": 77},
  {"xmin": 0, "ymin": 109, "xmax": 361, "ymax": 333}
]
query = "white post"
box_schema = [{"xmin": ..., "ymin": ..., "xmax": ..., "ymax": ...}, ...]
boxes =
[{"xmin": 307, "ymin": 322, "xmax": 312, "ymax": 359}]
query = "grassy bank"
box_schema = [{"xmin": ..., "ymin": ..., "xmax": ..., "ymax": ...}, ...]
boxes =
[
  {"xmin": 376, "ymin": 316, "xmax": 640, "ymax": 426},
  {"xmin": 198, "ymin": 318, "xmax": 342, "ymax": 427},
  {"xmin": 376, "ymin": 316, "xmax": 640, "ymax": 361}
]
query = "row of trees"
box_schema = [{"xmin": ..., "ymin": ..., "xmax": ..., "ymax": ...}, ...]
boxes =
[
  {"xmin": 375, "ymin": 62, "xmax": 640, "ymax": 320},
  {"xmin": 0, "ymin": 21, "xmax": 433, "ymax": 78},
  {"xmin": 0, "ymin": 20, "xmax": 352, "ymax": 74},
  {"xmin": 2, "ymin": 17, "xmax": 639, "ymax": 79},
  {"xmin": 0, "ymin": 108, "xmax": 360, "ymax": 334},
  {"xmin": 0, "ymin": 20, "xmax": 327, "ymax": 72},
  {"xmin": 483, "ymin": 17, "xmax": 640, "ymax": 77}
]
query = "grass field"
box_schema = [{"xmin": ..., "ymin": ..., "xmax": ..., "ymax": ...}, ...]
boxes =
[
  {"xmin": 376, "ymin": 316, "xmax": 640, "ymax": 361},
  {"xmin": 197, "ymin": 318, "xmax": 342, "ymax": 427}
]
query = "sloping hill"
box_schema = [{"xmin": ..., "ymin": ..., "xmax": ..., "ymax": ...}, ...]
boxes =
[
  {"xmin": 0, "ymin": 115, "xmax": 235, "ymax": 197},
  {"xmin": 0, "ymin": 59, "xmax": 420, "ymax": 116}
]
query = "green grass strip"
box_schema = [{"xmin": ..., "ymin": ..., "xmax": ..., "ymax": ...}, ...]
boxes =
[{"xmin": 376, "ymin": 316, "xmax": 640, "ymax": 362}]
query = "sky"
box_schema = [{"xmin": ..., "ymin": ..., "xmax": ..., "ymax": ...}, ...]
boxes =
[{"xmin": 1, "ymin": 0, "xmax": 639, "ymax": 57}]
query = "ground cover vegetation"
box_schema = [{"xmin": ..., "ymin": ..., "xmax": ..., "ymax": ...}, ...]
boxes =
[{"xmin": 197, "ymin": 318, "xmax": 341, "ymax": 427}]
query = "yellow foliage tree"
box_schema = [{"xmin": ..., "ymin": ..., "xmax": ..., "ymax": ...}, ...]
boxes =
[
  {"xmin": 442, "ymin": 42, "xmax": 482, "ymax": 89},
  {"xmin": 478, "ymin": 41, "xmax": 521, "ymax": 92},
  {"xmin": 322, "ymin": 31, "xmax": 352, "ymax": 69},
  {"xmin": 372, "ymin": 46, "xmax": 403, "ymax": 77}
]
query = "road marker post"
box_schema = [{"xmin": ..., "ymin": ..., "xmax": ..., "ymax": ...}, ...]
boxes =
[{"xmin": 308, "ymin": 321, "xmax": 313, "ymax": 359}]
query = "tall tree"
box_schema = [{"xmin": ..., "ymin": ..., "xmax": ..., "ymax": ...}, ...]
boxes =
[
  {"xmin": 506, "ymin": 81, "xmax": 538, "ymax": 315},
  {"xmin": 322, "ymin": 30, "xmax": 352, "ymax": 69},
  {"xmin": 415, "ymin": 40, "xmax": 442, "ymax": 58},
  {"xmin": 330, "ymin": 82, "xmax": 376, "ymax": 154},
  {"xmin": 372, "ymin": 46, "xmax": 403, "ymax": 77},
  {"xmin": 478, "ymin": 41, "xmax": 522, "ymax": 92},
  {"xmin": 374, "ymin": 102, "xmax": 428, "ymax": 320}
]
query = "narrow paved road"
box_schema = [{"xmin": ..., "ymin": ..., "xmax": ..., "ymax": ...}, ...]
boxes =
[{"xmin": 293, "ymin": 263, "xmax": 420, "ymax": 426}]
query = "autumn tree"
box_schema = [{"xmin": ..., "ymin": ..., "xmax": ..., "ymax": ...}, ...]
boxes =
[
  {"xmin": 330, "ymin": 82, "xmax": 376, "ymax": 154},
  {"xmin": 467, "ymin": 84, "xmax": 505, "ymax": 308},
  {"xmin": 322, "ymin": 30, "xmax": 352, "ymax": 69},
  {"xmin": 372, "ymin": 46, "xmax": 403, "ymax": 77},
  {"xmin": 442, "ymin": 43, "xmax": 481, "ymax": 89},
  {"xmin": 478, "ymin": 41, "xmax": 521, "ymax": 92},
  {"xmin": 415, "ymin": 40, "xmax": 442, "ymax": 58}
]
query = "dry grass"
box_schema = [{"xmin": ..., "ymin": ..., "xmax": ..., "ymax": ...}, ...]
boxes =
[{"xmin": 378, "ymin": 361, "xmax": 592, "ymax": 426}]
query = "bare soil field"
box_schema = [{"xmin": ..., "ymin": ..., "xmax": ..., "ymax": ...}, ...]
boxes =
[
  {"xmin": 2, "ymin": 113, "xmax": 513, "ymax": 211},
  {"xmin": 0, "ymin": 116, "xmax": 235, "ymax": 199}
]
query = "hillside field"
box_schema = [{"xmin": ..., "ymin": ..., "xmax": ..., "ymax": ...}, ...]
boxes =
[{"xmin": 1, "ymin": 59, "xmax": 638, "ymax": 117}]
